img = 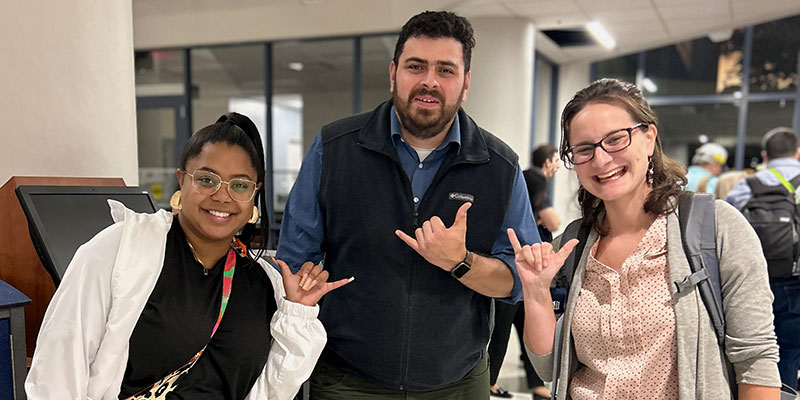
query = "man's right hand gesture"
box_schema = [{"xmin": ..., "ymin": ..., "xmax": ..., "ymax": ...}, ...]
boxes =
[{"xmin": 506, "ymin": 228, "xmax": 578, "ymax": 299}]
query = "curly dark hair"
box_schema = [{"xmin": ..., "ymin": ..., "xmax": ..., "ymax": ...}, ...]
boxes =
[
  {"xmin": 393, "ymin": 11, "xmax": 475, "ymax": 72},
  {"xmin": 559, "ymin": 79, "xmax": 687, "ymax": 235}
]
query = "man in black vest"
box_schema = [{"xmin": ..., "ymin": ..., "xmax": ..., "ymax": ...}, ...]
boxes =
[{"xmin": 277, "ymin": 11, "xmax": 539, "ymax": 398}]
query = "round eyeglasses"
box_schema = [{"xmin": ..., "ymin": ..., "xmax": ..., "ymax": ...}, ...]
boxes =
[
  {"xmin": 566, "ymin": 123, "xmax": 648, "ymax": 166},
  {"xmin": 182, "ymin": 169, "xmax": 259, "ymax": 202}
]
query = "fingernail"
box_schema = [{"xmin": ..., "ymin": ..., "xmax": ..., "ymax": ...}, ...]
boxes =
[{"xmin": 348, "ymin": 277, "xmax": 355, "ymax": 282}]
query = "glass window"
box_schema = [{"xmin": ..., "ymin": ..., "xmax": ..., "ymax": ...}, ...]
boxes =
[
  {"xmin": 134, "ymin": 50, "xmax": 185, "ymax": 96},
  {"xmin": 361, "ymin": 35, "xmax": 398, "ymax": 112},
  {"xmin": 272, "ymin": 39, "xmax": 354, "ymax": 213},
  {"xmin": 134, "ymin": 50, "xmax": 187, "ymax": 208},
  {"xmin": 594, "ymin": 54, "xmax": 637, "ymax": 84},
  {"xmin": 532, "ymin": 56, "xmax": 554, "ymax": 160},
  {"xmin": 137, "ymin": 108, "xmax": 180, "ymax": 208},
  {"xmin": 653, "ymin": 103, "xmax": 739, "ymax": 169},
  {"xmin": 191, "ymin": 45, "xmax": 266, "ymax": 134},
  {"xmin": 744, "ymin": 100, "xmax": 796, "ymax": 167},
  {"xmin": 750, "ymin": 14, "xmax": 800, "ymax": 93},
  {"xmin": 644, "ymin": 31, "xmax": 745, "ymax": 96}
]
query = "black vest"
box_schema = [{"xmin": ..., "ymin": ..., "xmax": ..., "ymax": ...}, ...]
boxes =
[{"xmin": 318, "ymin": 100, "xmax": 518, "ymax": 391}]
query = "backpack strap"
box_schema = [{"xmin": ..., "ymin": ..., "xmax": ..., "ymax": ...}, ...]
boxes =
[
  {"xmin": 769, "ymin": 168, "xmax": 800, "ymax": 205},
  {"xmin": 553, "ymin": 218, "xmax": 591, "ymax": 293},
  {"xmin": 675, "ymin": 192, "xmax": 726, "ymax": 346},
  {"xmin": 550, "ymin": 218, "xmax": 590, "ymax": 393}
]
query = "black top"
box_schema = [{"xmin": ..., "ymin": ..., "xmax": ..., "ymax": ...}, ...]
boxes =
[
  {"xmin": 119, "ymin": 218, "xmax": 276, "ymax": 399},
  {"xmin": 523, "ymin": 167, "xmax": 553, "ymax": 242},
  {"xmin": 315, "ymin": 100, "xmax": 519, "ymax": 391}
]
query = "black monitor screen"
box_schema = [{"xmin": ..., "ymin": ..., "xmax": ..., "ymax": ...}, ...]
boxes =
[{"xmin": 15, "ymin": 186, "xmax": 158, "ymax": 286}]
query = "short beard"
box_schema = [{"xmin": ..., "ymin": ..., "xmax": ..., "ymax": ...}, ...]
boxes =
[{"xmin": 393, "ymin": 85, "xmax": 465, "ymax": 140}]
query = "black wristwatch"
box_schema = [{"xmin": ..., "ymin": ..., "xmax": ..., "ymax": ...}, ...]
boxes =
[{"xmin": 450, "ymin": 251, "xmax": 473, "ymax": 279}]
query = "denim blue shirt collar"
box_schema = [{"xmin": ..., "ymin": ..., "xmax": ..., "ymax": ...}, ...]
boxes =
[{"xmin": 390, "ymin": 106, "xmax": 461, "ymax": 152}]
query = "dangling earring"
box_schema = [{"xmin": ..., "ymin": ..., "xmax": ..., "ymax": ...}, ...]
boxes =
[
  {"xmin": 578, "ymin": 186, "xmax": 586, "ymax": 206},
  {"xmin": 170, "ymin": 191, "xmax": 182, "ymax": 213},
  {"xmin": 248, "ymin": 206, "xmax": 259, "ymax": 224},
  {"xmin": 646, "ymin": 157, "xmax": 655, "ymax": 185}
]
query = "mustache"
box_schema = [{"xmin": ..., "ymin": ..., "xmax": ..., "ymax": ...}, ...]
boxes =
[{"xmin": 408, "ymin": 89, "xmax": 444, "ymax": 104}]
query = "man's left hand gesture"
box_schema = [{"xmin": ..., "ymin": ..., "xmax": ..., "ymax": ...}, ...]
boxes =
[{"xmin": 395, "ymin": 202, "xmax": 471, "ymax": 271}]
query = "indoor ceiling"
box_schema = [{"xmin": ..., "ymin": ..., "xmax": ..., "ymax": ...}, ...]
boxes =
[
  {"xmin": 133, "ymin": 0, "xmax": 800, "ymax": 64},
  {"xmin": 132, "ymin": 0, "xmax": 800, "ymax": 97},
  {"xmin": 437, "ymin": 0, "xmax": 800, "ymax": 63}
]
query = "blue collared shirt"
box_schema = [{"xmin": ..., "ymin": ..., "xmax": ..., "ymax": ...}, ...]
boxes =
[
  {"xmin": 726, "ymin": 158, "xmax": 800, "ymax": 209},
  {"xmin": 277, "ymin": 107, "xmax": 539, "ymax": 302}
]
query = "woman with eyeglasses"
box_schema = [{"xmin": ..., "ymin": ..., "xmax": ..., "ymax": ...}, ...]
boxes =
[
  {"xmin": 26, "ymin": 113, "xmax": 350, "ymax": 400},
  {"xmin": 508, "ymin": 79, "xmax": 782, "ymax": 399}
]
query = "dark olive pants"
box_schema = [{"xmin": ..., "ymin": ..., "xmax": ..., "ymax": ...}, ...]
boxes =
[{"xmin": 309, "ymin": 356, "xmax": 490, "ymax": 399}]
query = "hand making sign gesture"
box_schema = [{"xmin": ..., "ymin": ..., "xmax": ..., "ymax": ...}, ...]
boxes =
[
  {"xmin": 506, "ymin": 228, "xmax": 578, "ymax": 296},
  {"xmin": 394, "ymin": 202, "xmax": 472, "ymax": 271},
  {"xmin": 273, "ymin": 258, "xmax": 354, "ymax": 307}
]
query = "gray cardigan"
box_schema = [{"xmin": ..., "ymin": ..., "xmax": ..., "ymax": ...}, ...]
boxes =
[{"xmin": 527, "ymin": 200, "xmax": 781, "ymax": 399}]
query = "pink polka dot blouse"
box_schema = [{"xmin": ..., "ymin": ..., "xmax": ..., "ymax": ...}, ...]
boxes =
[{"xmin": 569, "ymin": 215, "xmax": 678, "ymax": 399}]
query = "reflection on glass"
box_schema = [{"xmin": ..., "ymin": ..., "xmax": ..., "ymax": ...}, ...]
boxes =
[
  {"xmin": 134, "ymin": 50, "xmax": 185, "ymax": 96},
  {"xmin": 594, "ymin": 54, "xmax": 637, "ymax": 85},
  {"xmin": 137, "ymin": 108, "xmax": 178, "ymax": 209},
  {"xmin": 191, "ymin": 45, "xmax": 266, "ymax": 138},
  {"xmin": 745, "ymin": 100, "xmax": 796, "ymax": 168},
  {"xmin": 645, "ymin": 31, "xmax": 745, "ymax": 96},
  {"xmin": 653, "ymin": 103, "xmax": 739, "ymax": 169},
  {"xmin": 272, "ymin": 39, "xmax": 354, "ymax": 213},
  {"xmin": 533, "ymin": 57, "xmax": 553, "ymax": 151},
  {"xmin": 362, "ymin": 35, "xmax": 397, "ymax": 112},
  {"xmin": 750, "ymin": 14, "xmax": 800, "ymax": 93}
]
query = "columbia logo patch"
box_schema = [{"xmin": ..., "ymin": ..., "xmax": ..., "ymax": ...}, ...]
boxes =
[{"xmin": 449, "ymin": 192, "xmax": 474, "ymax": 203}]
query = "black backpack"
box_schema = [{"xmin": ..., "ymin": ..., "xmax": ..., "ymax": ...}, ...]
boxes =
[{"xmin": 741, "ymin": 170, "xmax": 800, "ymax": 278}]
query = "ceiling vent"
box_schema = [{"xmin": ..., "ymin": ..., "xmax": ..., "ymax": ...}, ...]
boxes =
[{"xmin": 541, "ymin": 28, "xmax": 594, "ymax": 47}]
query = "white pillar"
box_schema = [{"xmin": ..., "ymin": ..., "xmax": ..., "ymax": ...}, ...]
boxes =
[
  {"xmin": 0, "ymin": 1, "xmax": 138, "ymax": 186},
  {"xmin": 464, "ymin": 17, "xmax": 535, "ymax": 168},
  {"xmin": 552, "ymin": 62, "xmax": 592, "ymax": 231}
]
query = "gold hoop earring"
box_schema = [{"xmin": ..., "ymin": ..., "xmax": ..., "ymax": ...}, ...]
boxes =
[
  {"xmin": 170, "ymin": 191, "xmax": 182, "ymax": 212},
  {"xmin": 248, "ymin": 206, "xmax": 259, "ymax": 224}
]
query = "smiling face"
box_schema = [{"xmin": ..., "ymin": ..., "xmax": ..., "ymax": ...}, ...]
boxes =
[
  {"xmin": 390, "ymin": 35, "xmax": 470, "ymax": 140},
  {"xmin": 177, "ymin": 142, "xmax": 261, "ymax": 246},
  {"xmin": 569, "ymin": 103, "xmax": 657, "ymax": 205}
]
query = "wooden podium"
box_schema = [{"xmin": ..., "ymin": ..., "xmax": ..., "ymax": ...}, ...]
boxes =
[{"xmin": 0, "ymin": 176, "xmax": 125, "ymax": 357}]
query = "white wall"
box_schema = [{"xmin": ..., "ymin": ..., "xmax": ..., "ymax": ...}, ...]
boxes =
[
  {"xmin": 465, "ymin": 17, "xmax": 535, "ymax": 168},
  {"xmin": 0, "ymin": 1, "xmax": 138, "ymax": 186},
  {"xmin": 551, "ymin": 62, "xmax": 591, "ymax": 233}
]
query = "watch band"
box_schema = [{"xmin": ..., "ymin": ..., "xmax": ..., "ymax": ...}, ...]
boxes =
[{"xmin": 450, "ymin": 251, "xmax": 472, "ymax": 279}]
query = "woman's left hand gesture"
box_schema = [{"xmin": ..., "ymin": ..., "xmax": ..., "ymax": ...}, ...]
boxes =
[{"xmin": 274, "ymin": 259, "xmax": 353, "ymax": 306}]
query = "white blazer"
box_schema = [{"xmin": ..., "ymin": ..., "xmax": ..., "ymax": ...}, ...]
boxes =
[{"xmin": 25, "ymin": 201, "xmax": 326, "ymax": 400}]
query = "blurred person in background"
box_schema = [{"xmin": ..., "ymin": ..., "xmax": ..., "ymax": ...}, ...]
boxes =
[
  {"xmin": 686, "ymin": 142, "xmax": 728, "ymax": 195},
  {"xmin": 725, "ymin": 127, "xmax": 800, "ymax": 390},
  {"xmin": 487, "ymin": 145, "xmax": 560, "ymax": 399}
]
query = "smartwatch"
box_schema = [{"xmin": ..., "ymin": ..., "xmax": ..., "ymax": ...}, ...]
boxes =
[{"xmin": 450, "ymin": 251, "xmax": 473, "ymax": 279}]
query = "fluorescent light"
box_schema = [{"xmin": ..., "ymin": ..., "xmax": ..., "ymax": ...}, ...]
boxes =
[
  {"xmin": 642, "ymin": 77, "xmax": 658, "ymax": 93},
  {"xmin": 586, "ymin": 21, "xmax": 616, "ymax": 49},
  {"xmin": 288, "ymin": 62, "xmax": 304, "ymax": 72}
]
